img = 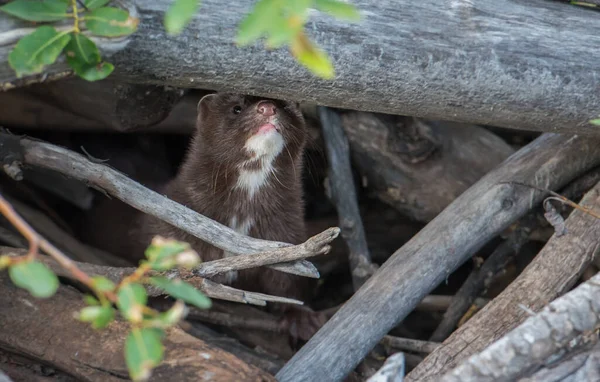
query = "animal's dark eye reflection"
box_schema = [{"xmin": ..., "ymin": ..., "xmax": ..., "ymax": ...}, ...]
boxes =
[{"xmin": 233, "ymin": 105, "xmax": 242, "ymax": 114}]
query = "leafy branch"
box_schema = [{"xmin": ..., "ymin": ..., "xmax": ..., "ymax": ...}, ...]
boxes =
[
  {"xmin": 0, "ymin": 0, "xmax": 360, "ymax": 81},
  {"xmin": 0, "ymin": 191, "xmax": 212, "ymax": 381}
]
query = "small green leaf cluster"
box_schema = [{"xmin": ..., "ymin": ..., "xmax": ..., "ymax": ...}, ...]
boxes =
[
  {"xmin": 236, "ymin": 0, "xmax": 360, "ymax": 79},
  {"xmin": 0, "ymin": 0, "xmax": 138, "ymax": 80},
  {"xmin": 590, "ymin": 118, "xmax": 600, "ymax": 126},
  {"xmin": 1, "ymin": 236, "xmax": 211, "ymax": 382}
]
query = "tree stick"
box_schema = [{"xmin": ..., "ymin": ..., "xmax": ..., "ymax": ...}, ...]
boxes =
[
  {"xmin": 382, "ymin": 336, "xmax": 440, "ymax": 354},
  {"xmin": 408, "ymin": 180, "xmax": 600, "ymax": 380},
  {"xmin": 1, "ymin": 133, "xmax": 338, "ymax": 278},
  {"xmin": 319, "ymin": 106, "xmax": 374, "ymax": 290},
  {"xmin": 438, "ymin": 271, "xmax": 600, "ymax": 382},
  {"xmin": 276, "ymin": 133, "xmax": 600, "ymax": 382},
  {"xmin": 1, "ymin": 247, "xmax": 304, "ymax": 307},
  {"xmin": 3, "ymin": 1, "xmax": 600, "ymax": 133}
]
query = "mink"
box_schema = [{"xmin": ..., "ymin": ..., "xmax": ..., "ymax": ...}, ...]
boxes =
[{"xmin": 131, "ymin": 93, "xmax": 325, "ymax": 340}]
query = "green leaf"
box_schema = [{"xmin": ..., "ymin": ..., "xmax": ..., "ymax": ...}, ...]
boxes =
[
  {"xmin": 91, "ymin": 275, "xmax": 116, "ymax": 292},
  {"xmin": 8, "ymin": 26, "xmax": 71, "ymax": 78},
  {"xmin": 164, "ymin": 0, "xmax": 200, "ymax": 35},
  {"xmin": 236, "ymin": 0, "xmax": 283, "ymax": 45},
  {"xmin": 117, "ymin": 283, "xmax": 147, "ymax": 321},
  {"xmin": 147, "ymin": 300, "xmax": 187, "ymax": 328},
  {"xmin": 84, "ymin": 0, "xmax": 110, "ymax": 10},
  {"xmin": 144, "ymin": 237, "xmax": 189, "ymax": 270},
  {"xmin": 9, "ymin": 260, "xmax": 59, "ymax": 298},
  {"xmin": 83, "ymin": 294, "xmax": 100, "ymax": 306},
  {"xmin": 78, "ymin": 305, "xmax": 115, "ymax": 329},
  {"xmin": 64, "ymin": 33, "xmax": 114, "ymax": 81},
  {"xmin": 0, "ymin": 0, "xmax": 69, "ymax": 22},
  {"xmin": 85, "ymin": 7, "xmax": 139, "ymax": 37},
  {"xmin": 314, "ymin": 0, "xmax": 360, "ymax": 21},
  {"xmin": 149, "ymin": 276, "xmax": 211, "ymax": 309},
  {"xmin": 291, "ymin": 34, "xmax": 334, "ymax": 79},
  {"xmin": 125, "ymin": 328, "xmax": 164, "ymax": 381},
  {"xmin": 265, "ymin": 17, "xmax": 301, "ymax": 49},
  {"xmin": 0, "ymin": 255, "xmax": 11, "ymax": 269},
  {"xmin": 590, "ymin": 118, "xmax": 600, "ymax": 126}
]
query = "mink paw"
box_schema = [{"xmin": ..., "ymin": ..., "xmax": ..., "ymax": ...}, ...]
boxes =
[{"xmin": 279, "ymin": 306, "xmax": 328, "ymax": 346}]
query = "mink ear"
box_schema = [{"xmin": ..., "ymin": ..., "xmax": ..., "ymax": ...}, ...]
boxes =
[{"xmin": 197, "ymin": 93, "xmax": 216, "ymax": 121}]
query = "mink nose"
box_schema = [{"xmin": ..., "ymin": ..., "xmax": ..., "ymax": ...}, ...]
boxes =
[{"xmin": 257, "ymin": 101, "xmax": 276, "ymax": 116}]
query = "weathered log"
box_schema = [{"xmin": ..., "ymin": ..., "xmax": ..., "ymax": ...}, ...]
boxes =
[
  {"xmin": 438, "ymin": 271, "xmax": 600, "ymax": 382},
  {"xmin": 0, "ymin": 274, "xmax": 276, "ymax": 381},
  {"xmin": 276, "ymin": 133, "xmax": 600, "ymax": 382},
  {"xmin": 519, "ymin": 341, "xmax": 600, "ymax": 382},
  {"xmin": 340, "ymin": 112, "xmax": 515, "ymax": 222},
  {"xmin": 319, "ymin": 106, "xmax": 374, "ymax": 289},
  {"xmin": 0, "ymin": 86, "xmax": 201, "ymax": 133},
  {"xmin": 3, "ymin": 1, "xmax": 600, "ymax": 133},
  {"xmin": 407, "ymin": 180, "xmax": 600, "ymax": 381}
]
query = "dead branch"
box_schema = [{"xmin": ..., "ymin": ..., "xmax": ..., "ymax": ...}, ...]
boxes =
[
  {"xmin": 438, "ymin": 270, "xmax": 600, "ymax": 382},
  {"xmin": 187, "ymin": 309, "xmax": 283, "ymax": 333},
  {"xmin": 194, "ymin": 227, "xmax": 339, "ymax": 278},
  {"xmin": 429, "ymin": 214, "xmax": 539, "ymax": 342},
  {"xmin": 0, "ymin": 273, "xmax": 275, "ymax": 382},
  {"xmin": 382, "ymin": 336, "xmax": 440, "ymax": 354},
  {"xmin": 318, "ymin": 106, "xmax": 375, "ymax": 289},
  {"xmin": 1, "ymin": 247, "xmax": 304, "ymax": 307},
  {"xmin": 0, "ymin": 133, "xmax": 341, "ymax": 278},
  {"xmin": 277, "ymin": 133, "xmax": 600, "ymax": 382},
  {"xmin": 408, "ymin": 180, "xmax": 600, "ymax": 380}
]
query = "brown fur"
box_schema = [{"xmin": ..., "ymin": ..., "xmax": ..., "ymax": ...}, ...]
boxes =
[{"xmin": 131, "ymin": 93, "xmax": 314, "ymax": 302}]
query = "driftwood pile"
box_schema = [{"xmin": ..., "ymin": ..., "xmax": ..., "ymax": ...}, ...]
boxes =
[{"xmin": 0, "ymin": 75, "xmax": 599, "ymax": 382}]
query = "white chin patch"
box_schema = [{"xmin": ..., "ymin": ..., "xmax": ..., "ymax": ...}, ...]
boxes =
[
  {"xmin": 244, "ymin": 129, "xmax": 284, "ymax": 159},
  {"xmin": 236, "ymin": 130, "xmax": 285, "ymax": 198}
]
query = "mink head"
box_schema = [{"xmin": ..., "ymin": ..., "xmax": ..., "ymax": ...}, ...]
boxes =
[{"xmin": 195, "ymin": 93, "xmax": 307, "ymax": 166}]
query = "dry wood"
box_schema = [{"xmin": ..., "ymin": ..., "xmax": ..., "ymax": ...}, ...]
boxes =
[
  {"xmin": 382, "ymin": 336, "xmax": 440, "ymax": 354},
  {"xmin": 194, "ymin": 227, "xmax": 339, "ymax": 278},
  {"xmin": 0, "ymin": 133, "xmax": 340, "ymax": 278},
  {"xmin": 187, "ymin": 309, "xmax": 283, "ymax": 333},
  {"xmin": 340, "ymin": 113, "xmax": 515, "ymax": 222},
  {"xmin": 519, "ymin": 341, "xmax": 600, "ymax": 382},
  {"xmin": 408, "ymin": 180, "xmax": 600, "ymax": 381},
  {"xmin": 429, "ymin": 214, "xmax": 538, "ymax": 342},
  {"xmin": 1, "ymin": 247, "xmax": 304, "ymax": 307},
  {"xmin": 319, "ymin": 106, "xmax": 375, "ymax": 289},
  {"xmin": 438, "ymin": 270, "xmax": 600, "ymax": 382},
  {"xmin": 276, "ymin": 133, "xmax": 600, "ymax": 382},
  {"xmin": 0, "ymin": 273, "xmax": 275, "ymax": 382},
  {"xmin": 2, "ymin": 2, "xmax": 600, "ymax": 133}
]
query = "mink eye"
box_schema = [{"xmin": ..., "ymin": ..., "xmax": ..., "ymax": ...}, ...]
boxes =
[{"xmin": 232, "ymin": 105, "xmax": 242, "ymax": 114}]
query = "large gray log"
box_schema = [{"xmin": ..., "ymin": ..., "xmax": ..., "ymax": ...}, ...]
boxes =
[
  {"xmin": 275, "ymin": 133, "xmax": 600, "ymax": 382},
  {"xmin": 3, "ymin": 0, "xmax": 600, "ymax": 134}
]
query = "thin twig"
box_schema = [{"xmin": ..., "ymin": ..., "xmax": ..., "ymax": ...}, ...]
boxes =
[
  {"xmin": 194, "ymin": 227, "xmax": 340, "ymax": 278},
  {"xmin": 2, "ymin": 247, "xmax": 304, "ymax": 307},
  {"xmin": 0, "ymin": 193, "xmax": 117, "ymax": 302},
  {"xmin": 187, "ymin": 309, "xmax": 284, "ymax": 333},
  {"xmin": 4, "ymin": 134, "xmax": 341, "ymax": 278},
  {"xmin": 382, "ymin": 336, "xmax": 440, "ymax": 354},
  {"xmin": 318, "ymin": 106, "xmax": 375, "ymax": 290}
]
